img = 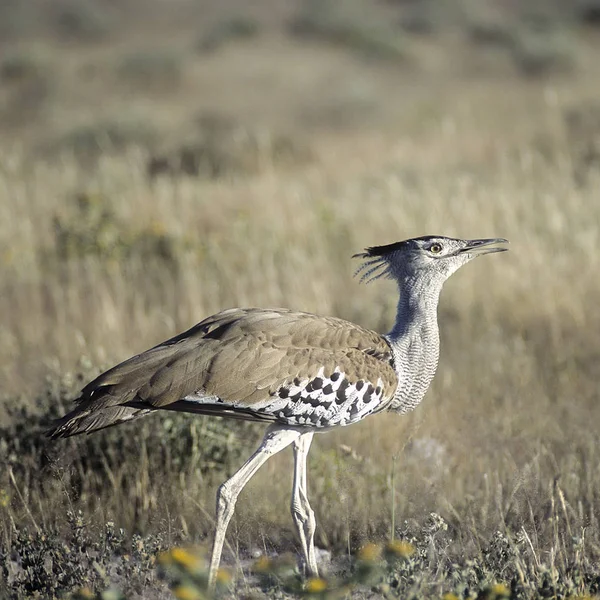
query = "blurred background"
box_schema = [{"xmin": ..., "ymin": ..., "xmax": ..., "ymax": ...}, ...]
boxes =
[{"xmin": 2, "ymin": 0, "xmax": 600, "ymax": 597}]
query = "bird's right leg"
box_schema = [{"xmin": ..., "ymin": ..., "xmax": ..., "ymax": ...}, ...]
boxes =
[
  {"xmin": 291, "ymin": 432, "xmax": 318, "ymax": 577},
  {"xmin": 208, "ymin": 425, "xmax": 301, "ymax": 588}
]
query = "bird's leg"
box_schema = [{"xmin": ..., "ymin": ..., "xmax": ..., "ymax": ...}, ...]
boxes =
[
  {"xmin": 291, "ymin": 432, "xmax": 318, "ymax": 577},
  {"xmin": 208, "ymin": 425, "xmax": 300, "ymax": 588}
]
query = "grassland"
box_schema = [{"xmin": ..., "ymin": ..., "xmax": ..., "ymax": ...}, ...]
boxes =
[{"xmin": 2, "ymin": 0, "xmax": 600, "ymax": 598}]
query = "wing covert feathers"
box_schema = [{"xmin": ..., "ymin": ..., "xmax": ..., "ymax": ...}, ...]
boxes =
[{"xmin": 48, "ymin": 308, "xmax": 397, "ymax": 437}]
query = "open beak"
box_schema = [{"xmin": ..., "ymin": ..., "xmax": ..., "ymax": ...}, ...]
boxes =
[{"xmin": 458, "ymin": 238, "xmax": 509, "ymax": 256}]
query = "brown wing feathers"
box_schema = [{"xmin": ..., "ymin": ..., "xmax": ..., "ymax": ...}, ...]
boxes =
[{"xmin": 48, "ymin": 308, "xmax": 397, "ymax": 438}]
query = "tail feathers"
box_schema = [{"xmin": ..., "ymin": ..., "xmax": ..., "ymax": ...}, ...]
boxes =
[{"xmin": 47, "ymin": 403, "xmax": 152, "ymax": 438}]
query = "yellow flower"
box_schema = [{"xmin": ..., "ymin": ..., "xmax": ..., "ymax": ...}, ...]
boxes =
[
  {"xmin": 305, "ymin": 577, "xmax": 328, "ymax": 593},
  {"xmin": 490, "ymin": 583, "xmax": 510, "ymax": 598},
  {"xmin": 442, "ymin": 593, "xmax": 460, "ymax": 600},
  {"xmin": 216, "ymin": 567, "xmax": 232, "ymax": 585},
  {"xmin": 75, "ymin": 588, "xmax": 95, "ymax": 599},
  {"xmin": 253, "ymin": 555, "xmax": 273, "ymax": 573},
  {"xmin": 158, "ymin": 548, "xmax": 202, "ymax": 571},
  {"xmin": 148, "ymin": 219, "xmax": 167, "ymax": 236},
  {"xmin": 357, "ymin": 543, "xmax": 382, "ymax": 562},
  {"xmin": 385, "ymin": 540, "xmax": 415, "ymax": 558},
  {"xmin": 2, "ymin": 249, "xmax": 14, "ymax": 266},
  {"xmin": 172, "ymin": 548, "xmax": 202, "ymax": 570},
  {"xmin": 0, "ymin": 489, "xmax": 9, "ymax": 508},
  {"xmin": 173, "ymin": 584, "xmax": 202, "ymax": 600}
]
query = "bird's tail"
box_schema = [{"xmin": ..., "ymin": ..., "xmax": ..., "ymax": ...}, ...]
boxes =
[
  {"xmin": 47, "ymin": 402, "xmax": 151, "ymax": 438},
  {"xmin": 47, "ymin": 339, "xmax": 180, "ymax": 439}
]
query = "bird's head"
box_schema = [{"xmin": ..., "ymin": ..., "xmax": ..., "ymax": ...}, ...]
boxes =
[{"xmin": 354, "ymin": 235, "xmax": 508, "ymax": 286}]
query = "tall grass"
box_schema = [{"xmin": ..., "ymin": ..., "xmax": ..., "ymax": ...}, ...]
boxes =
[{"xmin": 2, "ymin": 1, "xmax": 600, "ymax": 596}]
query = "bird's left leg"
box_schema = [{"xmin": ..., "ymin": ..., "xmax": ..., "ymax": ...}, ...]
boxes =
[
  {"xmin": 291, "ymin": 431, "xmax": 318, "ymax": 577},
  {"xmin": 209, "ymin": 425, "xmax": 301, "ymax": 588}
]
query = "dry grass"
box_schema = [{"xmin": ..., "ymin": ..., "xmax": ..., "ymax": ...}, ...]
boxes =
[{"xmin": 2, "ymin": 1, "xmax": 600, "ymax": 597}]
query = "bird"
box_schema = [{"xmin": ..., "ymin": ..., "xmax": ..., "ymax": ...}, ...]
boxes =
[{"xmin": 48, "ymin": 234, "xmax": 508, "ymax": 587}]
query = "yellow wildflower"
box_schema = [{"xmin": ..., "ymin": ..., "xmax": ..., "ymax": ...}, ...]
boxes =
[
  {"xmin": 385, "ymin": 540, "xmax": 415, "ymax": 558},
  {"xmin": 253, "ymin": 555, "xmax": 273, "ymax": 573},
  {"xmin": 172, "ymin": 548, "xmax": 202, "ymax": 570},
  {"xmin": 216, "ymin": 567, "xmax": 232, "ymax": 585},
  {"xmin": 148, "ymin": 220, "xmax": 167, "ymax": 236},
  {"xmin": 357, "ymin": 543, "xmax": 382, "ymax": 562},
  {"xmin": 75, "ymin": 588, "xmax": 95, "ymax": 599},
  {"xmin": 490, "ymin": 583, "xmax": 510, "ymax": 598},
  {"xmin": 173, "ymin": 584, "xmax": 202, "ymax": 600},
  {"xmin": 442, "ymin": 593, "xmax": 460, "ymax": 600},
  {"xmin": 305, "ymin": 577, "xmax": 328, "ymax": 593},
  {"xmin": 158, "ymin": 548, "xmax": 202, "ymax": 571},
  {"xmin": 2, "ymin": 249, "xmax": 14, "ymax": 266}
]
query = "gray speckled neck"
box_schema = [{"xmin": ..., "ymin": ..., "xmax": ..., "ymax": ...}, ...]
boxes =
[{"xmin": 384, "ymin": 273, "xmax": 443, "ymax": 414}]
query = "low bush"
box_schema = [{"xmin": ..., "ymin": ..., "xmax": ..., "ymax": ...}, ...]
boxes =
[{"xmin": 289, "ymin": 0, "xmax": 407, "ymax": 61}]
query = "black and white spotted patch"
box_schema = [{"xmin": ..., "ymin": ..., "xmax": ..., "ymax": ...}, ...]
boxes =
[{"xmin": 252, "ymin": 367, "xmax": 387, "ymax": 428}]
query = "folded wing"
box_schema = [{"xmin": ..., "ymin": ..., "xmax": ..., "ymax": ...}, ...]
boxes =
[{"xmin": 48, "ymin": 308, "xmax": 397, "ymax": 437}]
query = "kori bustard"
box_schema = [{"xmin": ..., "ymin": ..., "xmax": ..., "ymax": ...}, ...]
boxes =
[{"xmin": 49, "ymin": 235, "xmax": 508, "ymax": 586}]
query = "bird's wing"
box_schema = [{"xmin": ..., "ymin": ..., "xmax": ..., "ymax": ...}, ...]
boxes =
[{"xmin": 49, "ymin": 308, "xmax": 398, "ymax": 436}]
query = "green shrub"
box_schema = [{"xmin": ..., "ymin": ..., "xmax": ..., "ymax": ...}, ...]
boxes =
[
  {"xmin": 117, "ymin": 50, "xmax": 184, "ymax": 89},
  {"xmin": 43, "ymin": 116, "xmax": 158, "ymax": 161},
  {"xmin": 147, "ymin": 118, "xmax": 311, "ymax": 180},
  {"xmin": 1, "ymin": 512, "xmax": 168, "ymax": 599},
  {"xmin": 51, "ymin": 193, "xmax": 200, "ymax": 272},
  {"xmin": 1, "ymin": 368, "xmax": 261, "ymax": 493},
  {"xmin": 0, "ymin": 46, "xmax": 53, "ymax": 126},
  {"xmin": 564, "ymin": 103, "xmax": 600, "ymax": 185},
  {"xmin": 0, "ymin": 0, "xmax": 39, "ymax": 39},
  {"xmin": 197, "ymin": 16, "xmax": 260, "ymax": 53},
  {"xmin": 509, "ymin": 25, "xmax": 576, "ymax": 77},
  {"xmin": 467, "ymin": 17, "xmax": 513, "ymax": 47},
  {"xmin": 68, "ymin": 526, "xmax": 600, "ymax": 599},
  {"xmin": 0, "ymin": 365, "xmax": 262, "ymax": 598},
  {"xmin": 578, "ymin": 0, "xmax": 600, "ymax": 25},
  {"xmin": 50, "ymin": 0, "xmax": 113, "ymax": 41},
  {"xmin": 466, "ymin": 10, "xmax": 576, "ymax": 77},
  {"xmin": 398, "ymin": 1, "xmax": 439, "ymax": 35},
  {"xmin": 0, "ymin": 46, "xmax": 47, "ymax": 83},
  {"xmin": 289, "ymin": 0, "xmax": 406, "ymax": 61}
]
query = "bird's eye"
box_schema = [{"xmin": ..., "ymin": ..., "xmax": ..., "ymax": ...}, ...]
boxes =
[{"xmin": 429, "ymin": 243, "xmax": 443, "ymax": 254}]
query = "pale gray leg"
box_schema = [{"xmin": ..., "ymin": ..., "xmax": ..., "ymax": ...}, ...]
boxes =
[
  {"xmin": 291, "ymin": 432, "xmax": 318, "ymax": 577},
  {"xmin": 208, "ymin": 425, "xmax": 301, "ymax": 588}
]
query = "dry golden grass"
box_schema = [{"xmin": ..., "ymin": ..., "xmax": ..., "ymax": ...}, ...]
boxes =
[{"xmin": 2, "ymin": 1, "xmax": 600, "ymax": 597}]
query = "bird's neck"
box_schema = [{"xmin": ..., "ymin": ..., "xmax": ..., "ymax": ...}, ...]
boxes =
[
  {"xmin": 388, "ymin": 274, "xmax": 441, "ymax": 339},
  {"xmin": 384, "ymin": 274, "xmax": 442, "ymax": 413}
]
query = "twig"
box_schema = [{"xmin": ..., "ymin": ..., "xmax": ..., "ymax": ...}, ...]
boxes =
[
  {"xmin": 390, "ymin": 454, "xmax": 398, "ymax": 541},
  {"xmin": 521, "ymin": 526, "xmax": 540, "ymax": 569},
  {"xmin": 8, "ymin": 466, "xmax": 40, "ymax": 533}
]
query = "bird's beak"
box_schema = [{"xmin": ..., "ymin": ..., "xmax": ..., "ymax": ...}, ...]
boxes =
[{"xmin": 458, "ymin": 238, "xmax": 509, "ymax": 256}]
